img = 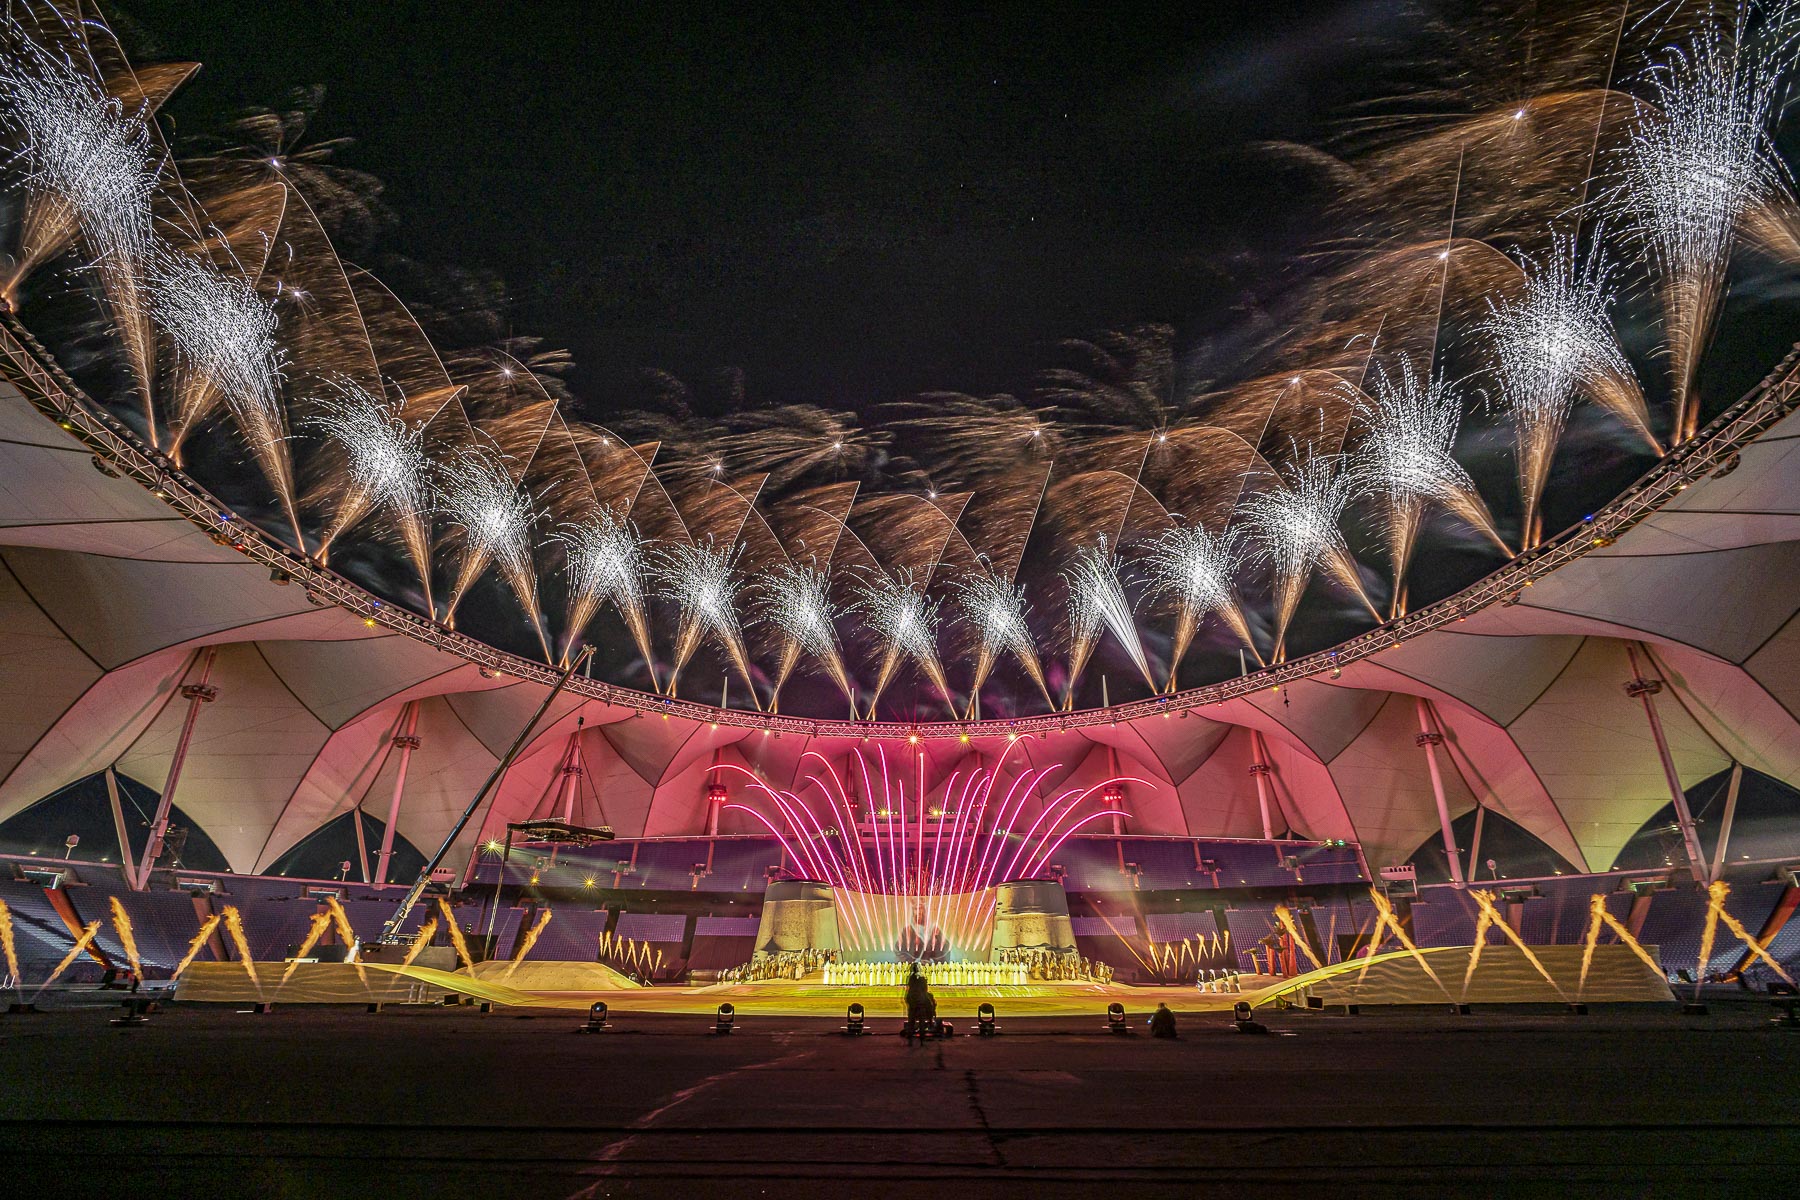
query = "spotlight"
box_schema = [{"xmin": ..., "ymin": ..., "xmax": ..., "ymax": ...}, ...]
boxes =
[
  {"xmin": 715, "ymin": 1002, "xmax": 735, "ymax": 1035},
  {"xmin": 578, "ymin": 1001, "xmax": 609, "ymax": 1034},
  {"xmin": 976, "ymin": 1002, "xmax": 998, "ymax": 1037},
  {"xmin": 1232, "ymin": 1000, "xmax": 1270, "ymax": 1035},
  {"xmin": 1106, "ymin": 1002, "xmax": 1130, "ymax": 1035},
  {"xmin": 844, "ymin": 1002, "xmax": 866, "ymax": 1036}
]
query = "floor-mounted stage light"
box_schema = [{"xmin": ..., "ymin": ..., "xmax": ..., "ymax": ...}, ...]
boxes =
[
  {"xmin": 844, "ymin": 1002, "xmax": 866, "ymax": 1036},
  {"xmin": 715, "ymin": 1002, "xmax": 735, "ymax": 1035},
  {"xmin": 976, "ymin": 1002, "xmax": 998, "ymax": 1037},
  {"xmin": 578, "ymin": 1000, "xmax": 609, "ymax": 1034},
  {"xmin": 1106, "ymin": 1002, "xmax": 1130, "ymax": 1035}
]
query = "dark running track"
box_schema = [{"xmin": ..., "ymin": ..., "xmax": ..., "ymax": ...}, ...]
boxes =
[{"xmin": 1, "ymin": 999, "xmax": 1796, "ymax": 1198}]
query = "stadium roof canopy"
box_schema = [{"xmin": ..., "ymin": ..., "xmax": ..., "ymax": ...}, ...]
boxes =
[{"xmin": 3, "ymin": 362, "xmax": 1798, "ymax": 880}]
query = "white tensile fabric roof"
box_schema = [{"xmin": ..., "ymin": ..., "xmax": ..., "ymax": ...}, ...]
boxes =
[{"xmin": 1, "ymin": 375, "xmax": 1796, "ymax": 876}]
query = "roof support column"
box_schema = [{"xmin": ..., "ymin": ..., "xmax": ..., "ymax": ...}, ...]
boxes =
[
  {"xmin": 104, "ymin": 767, "xmax": 135, "ymax": 889},
  {"xmin": 134, "ymin": 647, "xmax": 217, "ymax": 889},
  {"xmin": 1248, "ymin": 730, "xmax": 1276, "ymax": 842},
  {"xmin": 1414, "ymin": 697, "xmax": 1465, "ymax": 889},
  {"xmin": 1625, "ymin": 644, "xmax": 1708, "ymax": 883},
  {"xmin": 375, "ymin": 702, "xmax": 421, "ymax": 887},
  {"xmin": 558, "ymin": 718, "xmax": 587, "ymax": 825},
  {"xmin": 1707, "ymin": 761, "xmax": 1743, "ymax": 884}
]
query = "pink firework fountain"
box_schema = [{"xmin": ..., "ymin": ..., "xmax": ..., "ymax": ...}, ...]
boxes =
[{"xmin": 714, "ymin": 745, "xmax": 1140, "ymax": 957}]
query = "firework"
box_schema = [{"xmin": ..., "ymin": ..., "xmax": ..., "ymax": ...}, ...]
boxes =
[
  {"xmin": 1621, "ymin": 5, "xmax": 1799, "ymax": 441},
  {"xmin": 1142, "ymin": 521, "xmax": 1256, "ymax": 688},
  {"xmin": 954, "ymin": 567, "xmax": 1050, "ymax": 713},
  {"xmin": 150, "ymin": 248, "xmax": 303, "ymax": 543},
  {"xmin": 759, "ymin": 561, "xmax": 852, "ymax": 708},
  {"xmin": 652, "ymin": 537, "xmax": 758, "ymax": 705},
  {"xmin": 557, "ymin": 507, "xmax": 655, "ymax": 675},
  {"xmin": 1349, "ymin": 357, "xmax": 1507, "ymax": 605},
  {"xmin": 310, "ymin": 376, "xmax": 435, "ymax": 605},
  {"xmin": 0, "ymin": 30, "xmax": 159, "ymax": 433},
  {"xmin": 1062, "ymin": 536, "xmax": 1154, "ymax": 706},
  {"xmin": 1242, "ymin": 446, "xmax": 1377, "ymax": 659},
  {"xmin": 1481, "ymin": 235, "xmax": 1658, "ymax": 546},
  {"xmin": 437, "ymin": 442, "xmax": 548, "ymax": 656},
  {"xmin": 854, "ymin": 568, "xmax": 954, "ymax": 716}
]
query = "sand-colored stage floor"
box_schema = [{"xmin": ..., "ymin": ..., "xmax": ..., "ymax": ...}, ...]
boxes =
[{"xmin": 172, "ymin": 943, "xmax": 1672, "ymax": 1015}]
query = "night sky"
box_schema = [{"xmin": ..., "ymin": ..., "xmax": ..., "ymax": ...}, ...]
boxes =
[{"xmin": 112, "ymin": 1, "xmax": 1385, "ymax": 417}]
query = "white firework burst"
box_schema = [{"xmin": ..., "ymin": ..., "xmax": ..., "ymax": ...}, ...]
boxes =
[
  {"xmin": 1480, "ymin": 235, "xmax": 1651, "ymax": 544},
  {"xmin": 1350, "ymin": 358, "xmax": 1506, "ymax": 596},
  {"xmin": 760, "ymin": 561, "xmax": 852, "ymax": 706},
  {"xmin": 956, "ymin": 569, "xmax": 1034, "ymax": 661},
  {"xmin": 151, "ymin": 251, "xmax": 285, "ymax": 437},
  {"xmin": 0, "ymin": 35, "xmax": 156, "ymax": 276},
  {"xmin": 1144, "ymin": 520, "xmax": 1256, "ymax": 686},
  {"xmin": 1350, "ymin": 359, "xmax": 1470, "ymax": 509},
  {"xmin": 854, "ymin": 568, "xmax": 953, "ymax": 715},
  {"xmin": 1621, "ymin": 4, "xmax": 1799, "ymax": 438},
  {"xmin": 558, "ymin": 508, "xmax": 653, "ymax": 672},
  {"xmin": 311, "ymin": 378, "xmax": 430, "ymax": 522},
  {"xmin": 559, "ymin": 507, "xmax": 646, "ymax": 618},
  {"xmin": 955, "ymin": 567, "xmax": 1049, "ymax": 710},
  {"xmin": 652, "ymin": 538, "xmax": 758, "ymax": 703},
  {"xmin": 437, "ymin": 443, "xmax": 540, "ymax": 625},
  {"xmin": 149, "ymin": 248, "xmax": 302, "ymax": 537},
  {"xmin": 1064, "ymin": 536, "xmax": 1154, "ymax": 696},
  {"xmin": 762, "ymin": 562, "xmax": 839, "ymax": 660},
  {"xmin": 1144, "ymin": 522, "xmax": 1243, "ymax": 625},
  {"xmin": 1242, "ymin": 446, "xmax": 1374, "ymax": 653},
  {"xmin": 856, "ymin": 568, "xmax": 940, "ymax": 664}
]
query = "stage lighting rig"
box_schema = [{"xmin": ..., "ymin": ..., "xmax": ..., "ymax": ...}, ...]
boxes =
[
  {"xmin": 577, "ymin": 1001, "xmax": 609, "ymax": 1034},
  {"xmin": 1106, "ymin": 1002, "xmax": 1130, "ymax": 1035},
  {"xmin": 715, "ymin": 1003, "xmax": 736, "ymax": 1035},
  {"xmin": 843, "ymin": 1002, "xmax": 867, "ymax": 1036},
  {"xmin": 976, "ymin": 1002, "xmax": 998, "ymax": 1037}
]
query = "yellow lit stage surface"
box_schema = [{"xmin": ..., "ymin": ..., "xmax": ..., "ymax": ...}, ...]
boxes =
[{"xmin": 173, "ymin": 944, "xmax": 1672, "ymax": 1015}]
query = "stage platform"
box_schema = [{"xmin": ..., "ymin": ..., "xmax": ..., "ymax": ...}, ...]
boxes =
[{"xmin": 171, "ymin": 943, "xmax": 1672, "ymax": 1014}]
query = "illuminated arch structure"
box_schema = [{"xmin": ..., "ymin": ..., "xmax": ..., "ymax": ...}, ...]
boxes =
[{"xmin": 2, "ymin": 325, "xmax": 1799, "ymax": 981}]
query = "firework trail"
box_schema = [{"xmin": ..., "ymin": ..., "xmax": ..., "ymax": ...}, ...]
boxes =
[
  {"xmin": 557, "ymin": 507, "xmax": 655, "ymax": 676},
  {"xmin": 171, "ymin": 914, "xmax": 220, "ymax": 980},
  {"xmin": 1480, "ymin": 235, "xmax": 1657, "ymax": 546},
  {"xmin": 1062, "ymin": 536, "xmax": 1154, "ymax": 707},
  {"xmin": 436, "ymin": 441, "xmax": 550, "ymax": 658},
  {"xmin": 402, "ymin": 916, "xmax": 439, "ymax": 969},
  {"xmin": 1143, "ymin": 520, "xmax": 1257, "ymax": 688},
  {"xmin": 0, "ymin": 26, "xmax": 160, "ymax": 436},
  {"xmin": 954, "ymin": 566, "xmax": 1051, "ymax": 713},
  {"xmin": 1348, "ymin": 356, "xmax": 1507, "ymax": 609},
  {"xmin": 310, "ymin": 376, "xmax": 435, "ymax": 606},
  {"xmin": 758, "ymin": 561, "xmax": 853, "ymax": 710},
  {"xmin": 107, "ymin": 895, "xmax": 142, "ymax": 979},
  {"xmin": 853, "ymin": 567, "xmax": 954, "ymax": 717},
  {"xmin": 502, "ymin": 908, "xmax": 553, "ymax": 979},
  {"xmin": 37, "ymin": 919, "xmax": 100, "ymax": 994},
  {"xmin": 1621, "ymin": 3, "xmax": 1800, "ymax": 441},
  {"xmin": 150, "ymin": 247, "xmax": 304, "ymax": 544},
  {"xmin": 436, "ymin": 897, "xmax": 475, "ymax": 970},
  {"xmin": 281, "ymin": 911, "xmax": 331, "ymax": 983},
  {"xmin": 0, "ymin": 899, "xmax": 19, "ymax": 985},
  {"xmin": 1242, "ymin": 445, "xmax": 1377, "ymax": 659},
  {"xmin": 221, "ymin": 904, "xmax": 259, "ymax": 994},
  {"xmin": 652, "ymin": 537, "xmax": 759, "ymax": 705}
]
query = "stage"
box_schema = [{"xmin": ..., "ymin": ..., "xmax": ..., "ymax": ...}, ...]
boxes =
[{"xmin": 169, "ymin": 943, "xmax": 1673, "ymax": 1015}]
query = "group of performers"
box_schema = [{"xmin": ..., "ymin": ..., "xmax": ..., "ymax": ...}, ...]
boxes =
[{"xmin": 824, "ymin": 960, "xmax": 1027, "ymax": 986}]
